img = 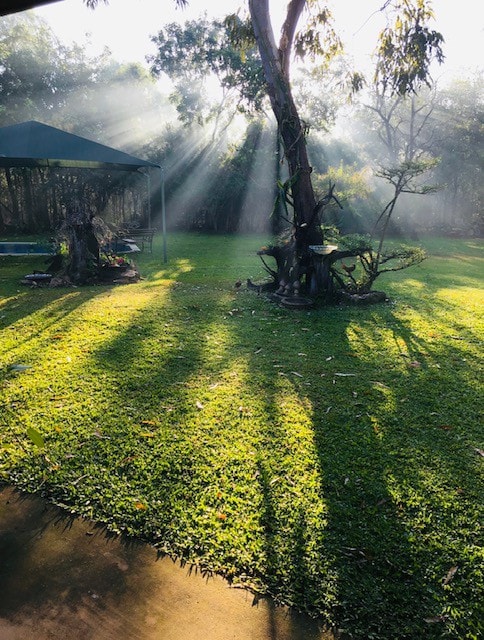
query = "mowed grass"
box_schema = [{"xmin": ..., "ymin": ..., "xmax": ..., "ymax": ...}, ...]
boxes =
[{"xmin": 0, "ymin": 233, "xmax": 482, "ymax": 639}]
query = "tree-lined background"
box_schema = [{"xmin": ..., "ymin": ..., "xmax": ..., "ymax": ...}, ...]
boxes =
[{"xmin": 0, "ymin": 11, "xmax": 482, "ymax": 237}]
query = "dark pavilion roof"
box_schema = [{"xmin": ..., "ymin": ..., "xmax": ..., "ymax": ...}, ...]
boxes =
[{"xmin": 0, "ymin": 121, "xmax": 159, "ymax": 171}]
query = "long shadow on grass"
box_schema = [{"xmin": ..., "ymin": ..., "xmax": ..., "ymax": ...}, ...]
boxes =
[
  {"xmin": 43, "ymin": 280, "xmax": 329, "ymax": 638},
  {"xmin": 335, "ymin": 305, "xmax": 483, "ymax": 638},
  {"xmin": 0, "ymin": 271, "xmax": 130, "ymax": 395},
  {"xmin": 76, "ymin": 282, "xmax": 251, "ymax": 552},
  {"xmin": 82, "ymin": 283, "xmax": 334, "ymax": 639},
  {"xmin": 76, "ymin": 279, "xmax": 481, "ymax": 638},
  {"xmin": 234, "ymin": 304, "xmax": 438, "ymax": 637},
  {"xmin": 59, "ymin": 238, "xmax": 484, "ymax": 640},
  {"xmin": 6, "ymin": 238, "xmax": 479, "ymax": 639},
  {"xmin": 236, "ymin": 295, "xmax": 482, "ymax": 639}
]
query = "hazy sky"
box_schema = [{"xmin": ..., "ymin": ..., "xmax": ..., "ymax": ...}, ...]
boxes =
[{"xmin": 33, "ymin": 0, "xmax": 483, "ymax": 82}]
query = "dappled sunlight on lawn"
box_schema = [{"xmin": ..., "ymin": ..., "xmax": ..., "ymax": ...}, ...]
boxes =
[
  {"xmin": 0, "ymin": 292, "xmax": 30, "ymax": 310},
  {"xmin": 149, "ymin": 258, "xmax": 194, "ymax": 284},
  {"xmin": 0, "ymin": 285, "xmax": 170, "ymax": 434},
  {"xmin": 435, "ymin": 285, "xmax": 484, "ymax": 309},
  {"xmin": 1, "ymin": 236, "xmax": 482, "ymax": 638},
  {"xmin": 394, "ymin": 278, "xmax": 426, "ymax": 291},
  {"xmin": 1, "ymin": 291, "xmax": 85, "ymax": 359}
]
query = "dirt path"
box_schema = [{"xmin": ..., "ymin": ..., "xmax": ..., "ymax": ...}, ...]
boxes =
[{"xmin": 0, "ymin": 486, "xmax": 334, "ymax": 640}]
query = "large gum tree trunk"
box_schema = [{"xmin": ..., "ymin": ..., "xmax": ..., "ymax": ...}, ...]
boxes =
[{"xmin": 249, "ymin": 0, "xmax": 323, "ymax": 291}]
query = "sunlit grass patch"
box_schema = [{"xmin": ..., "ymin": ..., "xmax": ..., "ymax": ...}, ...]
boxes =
[{"xmin": 0, "ymin": 233, "xmax": 483, "ymax": 639}]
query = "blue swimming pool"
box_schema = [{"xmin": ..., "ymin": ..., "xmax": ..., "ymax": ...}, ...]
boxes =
[
  {"xmin": 0, "ymin": 242, "xmax": 53, "ymax": 255},
  {"xmin": 0, "ymin": 241, "xmax": 140, "ymax": 256}
]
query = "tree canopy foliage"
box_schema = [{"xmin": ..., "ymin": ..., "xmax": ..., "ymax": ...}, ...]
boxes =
[
  {"xmin": 374, "ymin": 0, "xmax": 445, "ymax": 95},
  {"xmin": 0, "ymin": 7, "xmax": 481, "ymax": 240},
  {"xmin": 148, "ymin": 15, "xmax": 266, "ymax": 128}
]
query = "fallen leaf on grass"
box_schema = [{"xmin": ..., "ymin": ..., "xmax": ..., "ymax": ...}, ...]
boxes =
[
  {"xmin": 71, "ymin": 473, "xmax": 88, "ymax": 486},
  {"xmin": 216, "ymin": 512, "xmax": 227, "ymax": 520},
  {"xmin": 141, "ymin": 420, "xmax": 157, "ymax": 426},
  {"xmin": 424, "ymin": 615, "xmax": 448, "ymax": 624},
  {"xmin": 121, "ymin": 455, "xmax": 139, "ymax": 463},
  {"xmin": 140, "ymin": 432, "xmax": 155, "ymax": 438},
  {"xmin": 408, "ymin": 361, "xmax": 421, "ymax": 368},
  {"xmin": 134, "ymin": 501, "xmax": 147, "ymax": 510},
  {"xmin": 26, "ymin": 427, "xmax": 45, "ymax": 448},
  {"xmin": 439, "ymin": 425, "xmax": 453, "ymax": 431},
  {"xmin": 341, "ymin": 546, "xmax": 373, "ymax": 562},
  {"xmin": 442, "ymin": 566, "xmax": 458, "ymax": 585},
  {"xmin": 473, "ymin": 448, "xmax": 484, "ymax": 457},
  {"xmin": 196, "ymin": 400, "xmax": 204, "ymax": 410},
  {"xmin": 93, "ymin": 430, "xmax": 110, "ymax": 439},
  {"xmin": 291, "ymin": 371, "xmax": 303, "ymax": 377},
  {"xmin": 371, "ymin": 381, "xmax": 390, "ymax": 389}
]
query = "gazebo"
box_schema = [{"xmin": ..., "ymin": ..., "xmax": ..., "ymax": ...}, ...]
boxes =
[{"xmin": 0, "ymin": 120, "xmax": 167, "ymax": 261}]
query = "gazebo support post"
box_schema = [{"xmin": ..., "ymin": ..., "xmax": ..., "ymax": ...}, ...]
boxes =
[
  {"xmin": 160, "ymin": 166, "xmax": 167, "ymax": 264},
  {"xmin": 146, "ymin": 171, "xmax": 151, "ymax": 230}
]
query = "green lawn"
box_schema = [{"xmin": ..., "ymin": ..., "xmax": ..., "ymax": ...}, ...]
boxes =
[{"xmin": 0, "ymin": 233, "xmax": 482, "ymax": 639}]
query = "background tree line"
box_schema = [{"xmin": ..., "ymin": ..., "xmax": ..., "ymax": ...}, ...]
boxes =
[{"xmin": 0, "ymin": 12, "xmax": 482, "ymax": 238}]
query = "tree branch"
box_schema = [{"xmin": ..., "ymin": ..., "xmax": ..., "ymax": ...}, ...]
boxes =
[{"xmin": 279, "ymin": 0, "xmax": 306, "ymax": 77}]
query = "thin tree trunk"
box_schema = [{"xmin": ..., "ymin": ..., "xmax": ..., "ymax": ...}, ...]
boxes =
[
  {"xmin": 5, "ymin": 168, "xmax": 19, "ymax": 227},
  {"xmin": 21, "ymin": 169, "xmax": 35, "ymax": 231},
  {"xmin": 64, "ymin": 198, "xmax": 99, "ymax": 284}
]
